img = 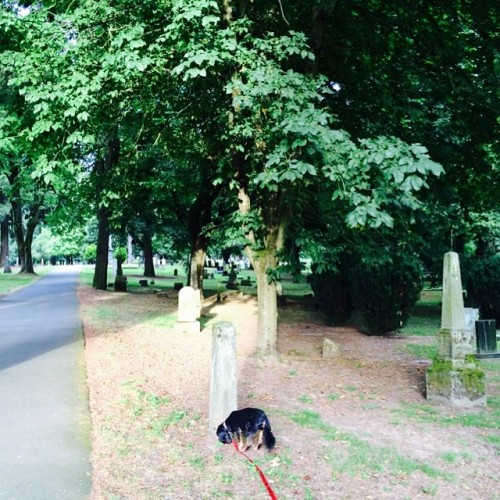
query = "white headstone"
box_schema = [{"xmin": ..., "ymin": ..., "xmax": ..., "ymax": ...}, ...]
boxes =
[{"xmin": 178, "ymin": 286, "xmax": 199, "ymax": 322}]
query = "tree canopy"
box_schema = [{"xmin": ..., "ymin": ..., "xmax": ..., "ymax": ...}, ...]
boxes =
[{"xmin": 1, "ymin": 0, "xmax": 497, "ymax": 354}]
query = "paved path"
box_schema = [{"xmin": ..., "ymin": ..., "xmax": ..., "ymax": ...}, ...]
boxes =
[{"xmin": 0, "ymin": 267, "xmax": 91, "ymax": 499}]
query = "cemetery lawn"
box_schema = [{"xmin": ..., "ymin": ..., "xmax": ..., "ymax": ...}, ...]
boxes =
[{"xmin": 78, "ymin": 271, "xmax": 499, "ymax": 499}]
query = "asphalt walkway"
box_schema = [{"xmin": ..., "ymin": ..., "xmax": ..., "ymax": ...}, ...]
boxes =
[{"xmin": 0, "ymin": 267, "xmax": 91, "ymax": 499}]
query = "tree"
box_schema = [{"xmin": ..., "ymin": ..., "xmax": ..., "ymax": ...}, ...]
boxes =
[{"xmin": 166, "ymin": 0, "xmax": 443, "ymax": 356}]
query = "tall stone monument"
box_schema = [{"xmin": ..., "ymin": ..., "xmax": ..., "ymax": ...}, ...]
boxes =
[{"xmin": 426, "ymin": 252, "xmax": 486, "ymax": 407}]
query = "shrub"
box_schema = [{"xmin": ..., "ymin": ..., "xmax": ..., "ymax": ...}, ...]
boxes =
[
  {"xmin": 84, "ymin": 244, "xmax": 97, "ymax": 264},
  {"xmin": 310, "ymin": 264, "xmax": 353, "ymax": 326},
  {"xmin": 350, "ymin": 255, "xmax": 423, "ymax": 335},
  {"xmin": 466, "ymin": 255, "xmax": 500, "ymax": 323},
  {"xmin": 113, "ymin": 246, "xmax": 127, "ymax": 276}
]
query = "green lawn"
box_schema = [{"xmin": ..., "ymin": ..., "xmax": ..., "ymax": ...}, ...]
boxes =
[
  {"xmin": 400, "ymin": 288, "xmax": 442, "ymax": 336},
  {"xmin": 0, "ymin": 266, "xmax": 51, "ymax": 294}
]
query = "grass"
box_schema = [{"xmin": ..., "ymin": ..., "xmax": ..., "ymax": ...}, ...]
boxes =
[
  {"xmin": 392, "ymin": 399, "xmax": 500, "ymax": 430},
  {"xmin": 0, "ymin": 266, "xmax": 51, "ymax": 293},
  {"xmin": 392, "ymin": 359, "xmax": 500, "ymax": 435},
  {"xmin": 281, "ymin": 409, "xmax": 451, "ymax": 481},
  {"xmin": 79, "ymin": 263, "xmax": 316, "ymax": 300},
  {"xmin": 400, "ymin": 288, "xmax": 441, "ymax": 336},
  {"xmin": 404, "ymin": 343, "xmax": 437, "ymax": 359}
]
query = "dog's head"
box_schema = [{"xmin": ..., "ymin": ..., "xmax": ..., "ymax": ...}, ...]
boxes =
[{"xmin": 216, "ymin": 423, "xmax": 233, "ymax": 444}]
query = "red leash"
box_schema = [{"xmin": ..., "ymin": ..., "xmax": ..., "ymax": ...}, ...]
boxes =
[{"xmin": 232, "ymin": 440, "xmax": 278, "ymax": 499}]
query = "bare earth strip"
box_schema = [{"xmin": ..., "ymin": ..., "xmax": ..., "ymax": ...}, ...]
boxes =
[{"xmin": 79, "ymin": 286, "xmax": 499, "ymax": 499}]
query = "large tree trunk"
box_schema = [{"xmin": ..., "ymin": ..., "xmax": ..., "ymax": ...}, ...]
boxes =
[
  {"xmin": 93, "ymin": 204, "xmax": 109, "ymax": 289},
  {"xmin": 0, "ymin": 215, "xmax": 8, "ymax": 268},
  {"xmin": 22, "ymin": 205, "xmax": 38, "ymax": 274},
  {"xmin": 92, "ymin": 136, "xmax": 120, "ymax": 290},
  {"xmin": 189, "ymin": 236, "xmax": 208, "ymax": 292},
  {"xmin": 185, "ymin": 161, "xmax": 218, "ymax": 294},
  {"xmin": 252, "ymin": 254, "xmax": 279, "ymax": 356},
  {"xmin": 11, "ymin": 200, "xmax": 25, "ymax": 270},
  {"xmin": 238, "ymin": 187, "xmax": 284, "ymax": 357},
  {"xmin": 142, "ymin": 228, "xmax": 155, "ymax": 278},
  {"xmin": 0, "ymin": 191, "xmax": 9, "ymax": 268},
  {"xmin": 11, "ymin": 200, "xmax": 39, "ymax": 274}
]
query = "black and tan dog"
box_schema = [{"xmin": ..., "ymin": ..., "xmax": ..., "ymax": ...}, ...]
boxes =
[{"xmin": 216, "ymin": 407, "xmax": 276, "ymax": 452}]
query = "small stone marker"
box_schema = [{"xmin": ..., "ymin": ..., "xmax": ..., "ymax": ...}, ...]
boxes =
[
  {"xmin": 464, "ymin": 308, "xmax": 479, "ymax": 333},
  {"xmin": 176, "ymin": 286, "xmax": 200, "ymax": 333},
  {"xmin": 323, "ymin": 338, "xmax": 341, "ymax": 359},
  {"xmin": 209, "ymin": 321, "xmax": 237, "ymax": 434},
  {"xmin": 426, "ymin": 252, "xmax": 486, "ymax": 407}
]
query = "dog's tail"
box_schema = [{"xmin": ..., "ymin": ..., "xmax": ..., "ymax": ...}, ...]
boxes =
[{"xmin": 263, "ymin": 417, "xmax": 276, "ymax": 450}]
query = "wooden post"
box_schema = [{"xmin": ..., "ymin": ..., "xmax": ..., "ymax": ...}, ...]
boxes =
[{"xmin": 209, "ymin": 321, "xmax": 237, "ymax": 434}]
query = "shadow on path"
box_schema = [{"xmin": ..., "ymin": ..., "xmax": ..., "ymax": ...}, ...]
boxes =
[{"xmin": 0, "ymin": 267, "xmax": 91, "ymax": 499}]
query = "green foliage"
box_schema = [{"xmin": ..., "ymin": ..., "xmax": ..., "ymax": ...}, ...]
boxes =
[
  {"xmin": 466, "ymin": 255, "xmax": 500, "ymax": 322},
  {"xmin": 113, "ymin": 246, "xmax": 127, "ymax": 264},
  {"xmin": 84, "ymin": 244, "xmax": 97, "ymax": 264},
  {"xmin": 351, "ymin": 253, "xmax": 423, "ymax": 334}
]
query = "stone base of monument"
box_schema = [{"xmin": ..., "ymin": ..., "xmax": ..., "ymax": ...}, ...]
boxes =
[
  {"xmin": 175, "ymin": 321, "xmax": 201, "ymax": 334},
  {"xmin": 426, "ymin": 358, "xmax": 486, "ymax": 408}
]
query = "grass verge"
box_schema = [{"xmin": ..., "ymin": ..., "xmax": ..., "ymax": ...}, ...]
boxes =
[
  {"xmin": 0, "ymin": 266, "xmax": 51, "ymax": 294},
  {"xmin": 280, "ymin": 409, "xmax": 452, "ymax": 481}
]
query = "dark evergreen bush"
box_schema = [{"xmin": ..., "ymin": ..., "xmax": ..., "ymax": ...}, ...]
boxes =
[
  {"xmin": 350, "ymin": 255, "xmax": 423, "ymax": 335},
  {"xmin": 466, "ymin": 255, "xmax": 500, "ymax": 323},
  {"xmin": 310, "ymin": 263, "xmax": 353, "ymax": 326}
]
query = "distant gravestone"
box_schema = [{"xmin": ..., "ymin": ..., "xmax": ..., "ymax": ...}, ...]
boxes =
[
  {"xmin": 176, "ymin": 286, "xmax": 200, "ymax": 333},
  {"xmin": 209, "ymin": 321, "xmax": 237, "ymax": 434},
  {"xmin": 226, "ymin": 269, "xmax": 239, "ymax": 290},
  {"xmin": 426, "ymin": 252, "xmax": 486, "ymax": 407},
  {"xmin": 323, "ymin": 338, "xmax": 341, "ymax": 359},
  {"xmin": 3, "ymin": 266, "xmax": 12, "ymax": 274}
]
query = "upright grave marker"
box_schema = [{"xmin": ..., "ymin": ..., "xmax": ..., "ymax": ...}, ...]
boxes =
[
  {"xmin": 209, "ymin": 322, "xmax": 237, "ymax": 434},
  {"xmin": 176, "ymin": 286, "xmax": 200, "ymax": 333},
  {"xmin": 426, "ymin": 252, "xmax": 486, "ymax": 407}
]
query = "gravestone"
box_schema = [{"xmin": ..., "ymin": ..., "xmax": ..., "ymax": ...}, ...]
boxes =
[
  {"xmin": 176, "ymin": 286, "xmax": 200, "ymax": 333},
  {"xmin": 226, "ymin": 269, "xmax": 239, "ymax": 290},
  {"xmin": 426, "ymin": 252, "xmax": 486, "ymax": 407},
  {"xmin": 464, "ymin": 308, "xmax": 479, "ymax": 334},
  {"xmin": 323, "ymin": 338, "xmax": 341, "ymax": 359},
  {"xmin": 209, "ymin": 322, "xmax": 237, "ymax": 434}
]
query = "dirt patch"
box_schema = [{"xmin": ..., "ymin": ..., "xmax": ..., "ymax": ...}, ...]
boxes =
[{"xmin": 79, "ymin": 287, "xmax": 499, "ymax": 499}]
